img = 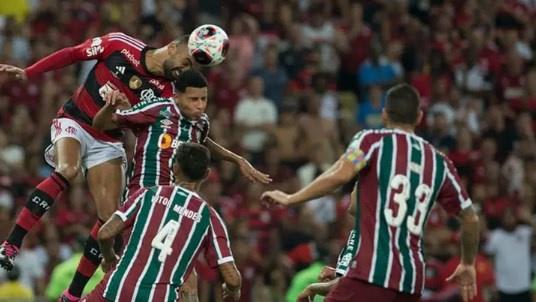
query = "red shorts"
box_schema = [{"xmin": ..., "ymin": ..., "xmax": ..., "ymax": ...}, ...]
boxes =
[{"xmin": 326, "ymin": 277, "xmax": 420, "ymax": 302}]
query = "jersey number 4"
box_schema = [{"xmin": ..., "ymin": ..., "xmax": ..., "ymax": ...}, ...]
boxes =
[
  {"xmin": 384, "ymin": 174, "xmax": 432, "ymax": 235},
  {"xmin": 151, "ymin": 220, "xmax": 180, "ymax": 262}
]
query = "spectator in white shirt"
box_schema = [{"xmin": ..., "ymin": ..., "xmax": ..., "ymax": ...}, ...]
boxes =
[
  {"xmin": 234, "ymin": 76, "xmax": 278, "ymax": 160},
  {"xmin": 485, "ymin": 208, "xmax": 533, "ymax": 302}
]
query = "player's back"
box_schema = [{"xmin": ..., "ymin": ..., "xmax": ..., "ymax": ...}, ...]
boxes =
[
  {"xmin": 346, "ymin": 128, "xmax": 470, "ymax": 295},
  {"xmin": 103, "ymin": 185, "xmax": 212, "ymax": 302}
]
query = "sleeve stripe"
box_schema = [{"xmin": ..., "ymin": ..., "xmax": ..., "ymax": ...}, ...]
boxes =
[
  {"xmin": 209, "ymin": 214, "xmax": 224, "ymax": 259},
  {"xmin": 116, "ymin": 101, "xmax": 171, "ymax": 116},
  {"xmin": 446, "ymin": 169, "xmax": 471, "ymax": 208},
  {"xmin": 335, "ymin": 268, "xmax": 347, "ymax": 276},
  {"xmin": 108, "ymin": 38, "xmax": 143, "ymax": 51},
  {"xmin": 114, "ymin": 211, "xmax": 128, "ymax": 222},
  {"xmin": 217, "ymin": 256, "xmax": 234, "ymax": 265}
]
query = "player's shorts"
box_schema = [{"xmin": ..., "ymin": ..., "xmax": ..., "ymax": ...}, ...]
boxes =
[
  {"xmin": 44, "ymin": 118, "xmax": 126, "ymax": 172},
  {"xmin": 325, "ymin": 277, "xmax": 420, "ymax": 302}
]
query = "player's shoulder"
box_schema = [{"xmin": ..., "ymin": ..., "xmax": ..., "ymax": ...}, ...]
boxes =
[
  {"xmin": 349, "ymin": 128, "xmax": 394, "ymax": 145},
  {"xmin": 104, "ymin": 32, "xmax": 147, "ymax": 52}
]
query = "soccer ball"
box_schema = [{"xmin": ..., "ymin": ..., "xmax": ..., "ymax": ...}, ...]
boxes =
[{"xmin": 188, "ymin": 24, "xmax": 229, "ymax": 67}]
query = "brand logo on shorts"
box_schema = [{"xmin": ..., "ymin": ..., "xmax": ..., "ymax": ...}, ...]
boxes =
[{"xmin": 65, "ymin": 126, "xmax": 77, "ymax": 135}]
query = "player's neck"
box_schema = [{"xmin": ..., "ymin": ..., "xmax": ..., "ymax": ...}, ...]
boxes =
[
  {"xmin": 175, "ymin": 180, "xmax": 198, "ymax": 192},
  {"xmin": 144, "ymin": 49, "xmax": 166, "ymax": 76},
  {"xmin": 385, "ymin": 123, "xmax": 415, "ymax": 133}
]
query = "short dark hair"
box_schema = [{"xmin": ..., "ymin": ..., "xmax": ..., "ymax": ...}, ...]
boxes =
[
  {"xmin": 174, "ymin": 69, "xmax": 208, "ymax": 93},
  {"xmin": 176, "ymin": 142, "xmax": 210, "ymax": 181},
  {"xmin": 384, "ymin": 83, "xmax": 421, "ymax": 124}
]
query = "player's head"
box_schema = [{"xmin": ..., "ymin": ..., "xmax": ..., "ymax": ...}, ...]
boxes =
[
  {"xmin": 173, "ymin": 142, "xmax": 211, "ymax": 184},
  {"xmin": 174, "ymin": 69, "xmax": 208, "ymax": 120},
  {"xmin": 382, "ymin": 83, "xmax": 423, "ymax": 129},
  {"xmin": 162, "ymin": 35, "xmax": 195, "ymax": 81}
]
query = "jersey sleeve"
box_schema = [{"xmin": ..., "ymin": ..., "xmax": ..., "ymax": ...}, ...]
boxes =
[
  {"xmin": 113, "ymin": 188, "xmax": 147, "ymax": 227},
  {"xmin": 343, "ymin": 130, "xmax": 381, "ymax": 171},
  {"xmin": 204, "ymin": 207, "xmax": 234, "ymax": 268},
  {"xmin": 115, "ymin": 98, "xmax": 173, "ymax": 128},
  {"xmin": 25, "ymin": 33, "xmax": 115, "ymax": 78},
  {"xmin": 436, "ymin": 158, "xmax": 472, "ymax": 215}
]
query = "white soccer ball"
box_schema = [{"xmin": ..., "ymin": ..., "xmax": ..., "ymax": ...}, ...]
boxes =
[{"xmin": 188, "ymin": 24, "xmax": 229, "ymax": 67}]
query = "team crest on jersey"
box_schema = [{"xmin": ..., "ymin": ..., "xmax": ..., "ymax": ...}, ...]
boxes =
[
  {"xmin": 129, "ymin": 75, "xmax": 142, "ymax": 90},
  {"xmin": 140, "ymin": 88, "xmax": 156, "ymax": 101}
]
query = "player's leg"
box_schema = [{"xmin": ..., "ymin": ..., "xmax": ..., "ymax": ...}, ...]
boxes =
[
  {"xmin": 65, "ymin": 157, "xmax": 125, "ymax": 300},
  {"xmin": 0, "ymin": 136, "xmax": 81, "ymax": 270}
]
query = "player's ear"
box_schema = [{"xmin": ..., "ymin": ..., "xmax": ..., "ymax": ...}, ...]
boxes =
[
  {"xmin": 415, "ymin": 110, "xmax": 423, "ymax": 126},
  {"xmin": 381, "ymin": 109, "xmax": 389, "ymax": 124},
  {"xmin": 201, "ymin": 168, "xmax": 211, "ymax": 182},
  {"xmin": 167, "ymin": 41, "xmax": 178, "ymax": 55}
]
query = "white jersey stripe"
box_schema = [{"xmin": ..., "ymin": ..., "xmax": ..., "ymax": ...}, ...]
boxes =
[
  {"xmin": 110, "ymin": 33, "xmax": 146, "ymax": 48},
  {"xmin": 369, "ymin": 138, "xmax": 384, "ymax": 282},
  {"xmin": 108, "ymin": 38, "xmax": 143, "ymax": 51},
  {"xmin": 383, "ymin": 135, "xmax": 397, "ymax": 287}
]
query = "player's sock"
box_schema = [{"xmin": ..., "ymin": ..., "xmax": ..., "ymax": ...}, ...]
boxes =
[
  {"xmin": 68, "ymin": 220, "xmax": 104, "ymax": 298},
  {"xmin": 7, "ymin": 171, "xmax": 69, "ymax": 248}
]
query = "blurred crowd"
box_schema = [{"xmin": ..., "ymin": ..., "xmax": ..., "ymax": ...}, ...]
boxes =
[{"xmin": 0, "ymin": 0, "xmax": 536, "ymax": 301}]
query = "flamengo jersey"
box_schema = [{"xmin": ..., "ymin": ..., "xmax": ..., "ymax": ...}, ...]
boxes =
[
  {"xmin": 345, "ymin": 129, "xmax": 471, "ymax": 295},
  {"xmin": 115, "ymin": 97, "xmax": 210, "ymax": 199},
  {"xmin": 57, "ymin": 32, "xmax": 174, "ymax": 141},
  {"xmin": 104, "ymin": 185, "xmax": 233, "ymax": 302}
]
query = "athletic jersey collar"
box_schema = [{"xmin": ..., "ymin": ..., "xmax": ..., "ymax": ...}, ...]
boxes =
[{"xmin": 141, "ymin": 46, "xmax": 159, "ymax": 77}]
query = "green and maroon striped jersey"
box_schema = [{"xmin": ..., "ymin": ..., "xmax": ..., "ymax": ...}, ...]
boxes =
[
  {"xmin": 344, "ymin": 129, "xmax": 472, "ymax": 295},
  {"xmin": 103, "ymin": 185, "xmax": 233, "ymax": 302},
  {"xmin": 114, "ymin": 97, "xmax": 210, "ymax": 199},
  {"xmin": 335, "ymin": 230, "xmax": 357, "ymax": 277}
]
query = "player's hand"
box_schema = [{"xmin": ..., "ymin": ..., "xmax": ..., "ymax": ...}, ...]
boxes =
[
  {"xmin": 237, "ymin": 157, "xmax": 272, "ymax": 184},
  {"xmin": 0, "ymin": 64, "xmax": 27, "ymax": 81},
  {"xmin": 101, "ymin": 254, "xmax": 119, "ymax": 273},
  {"xmin": 446, "ymin": 263, "xmax": 477, "ymax": 302},
  {"xmin": 296, "ymin": 285, "xmax": 315, "ymax": 302},
  {"xmin": 104, "ymin": 90, "xmax": 131, "ymax": 110},
  {"xmin": 261, "ymin": 190, "xmax": 292, "ymax": 207},
  {"xmin": 222, "ymin": 283, "xmax": 241, "ymax": 301},
  {"xmin": 318, "ymin": 266, "xmax": 336, "ymax": 282}
]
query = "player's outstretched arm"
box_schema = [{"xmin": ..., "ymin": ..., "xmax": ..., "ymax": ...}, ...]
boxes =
[
  {"xmin": 219, "ymin": 262, "xmax": 241, "ymax": 301},
  {"xmin": 446, "ymin": 207, "xmax": 479, "ymax": 302},
  {"xmin": 297, "ymin": 279, "xmax": 340, "ymax": 302},
  {"xmin": 93, "ymin": 90, "xmax": 131, "ymax": 130},
  {"xmin": 204, "ymin": 138, "xmax": 272, "ymax": 184},
  {"xmin": 262, "ymin": 154, "xmax": 360, "ymax": 207},
  {"xmin": 97, "ymin": 215, "xmax": 125, "ymax": 272},
  {"xmin": 0, "ymin": 64, "xmax": 27, "ymax": 81}
]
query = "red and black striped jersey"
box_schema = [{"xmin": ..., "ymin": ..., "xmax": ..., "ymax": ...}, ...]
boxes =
[
  {"xmin": 344, "ymin": 129, "xmax": 472, "ymax": 295},
  {"xmin": 25, "ymin": 32, "xmax": 174, "ymax": 141}
]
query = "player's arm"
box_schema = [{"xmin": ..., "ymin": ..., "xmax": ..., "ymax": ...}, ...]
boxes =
[
  {"xmin": 97, "ymin": 188, "xmax": 146, "ymax": 271},
  {"xmin": 297, "ymin": 279, "xmax": 340, "ymax": 301},
  {"xmin": 262, "ymin": 148, "xmax": 365, "ymax": 206},
  {"xmin": 439, "ymin": 160, "xmax": 479, "ymax": 302},
  {"xmin": 204, "ymin": 138, "xmax": 272, "ymax": 184},
  {"xmin": 219, "ymin": 262, "xmax": 242, "ymax": 301},
  {"xmin": 23, "ymin": 35, "xmax": 110, "ymax": 79},
  {"xmin": 93, "ymin": 90, "xmax": 132, "ymax": 130}
]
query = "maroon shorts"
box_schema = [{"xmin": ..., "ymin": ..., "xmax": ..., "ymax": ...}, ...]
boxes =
[{"xmin": 326, "ymin": 277, "xmax": 420, "ymax": 302}]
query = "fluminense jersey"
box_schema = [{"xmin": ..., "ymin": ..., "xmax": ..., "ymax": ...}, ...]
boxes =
[
  {"xmin": 344, "ymin": 129, "xmax": 471, "ymax": 295},
  {"xmin": 115, "ymin": 97, "xmax": 210, "ymax": 199},
  {"xmin": 335, "ymin": 230, "xmax": 357, "ymax": 277},
  {"xmin": 52, "ymin": 32, "xmax": 174, "ymax": 141},
  {"xmin": 104, "ymin": 185, "xmax": 233, "ymax": 302}
]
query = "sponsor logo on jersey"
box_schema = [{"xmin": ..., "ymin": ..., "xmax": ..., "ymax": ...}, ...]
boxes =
[
  {"xmin": 140, "ymin": 88, "xmax": 156, "ymax": 102},
  {"xmin": 158, "ymin": 133, "xmax": 181, "ymax": 150},
  {"xmin": 149, "ymin": 79, "xmax": 165, "ymax": 90},
  {"xmin": 86, "ymin": 37, "xmax": 104, "ymax": 57},
  {"xmin": 115, "ymin": 65, "xmax": 126, "ymax": 75},
  {"xmin": 129, "ymin": 75, "xmax": 142, "ymax": 90},
  {"xmin": 120, "ymin": 48, "xmax": 140, "ymax": 67},
  {"xmin": 98, "ymin": 81, "xmax": 119, "ymax": 99},
  {"xmin": 160, "ymin": 119, "xmax": 173, "ymax": 129}
]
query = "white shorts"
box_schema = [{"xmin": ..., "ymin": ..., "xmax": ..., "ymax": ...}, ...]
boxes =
[{"xmin": 44, "ymin": 118, "xmax": 126, "ymax": 171}]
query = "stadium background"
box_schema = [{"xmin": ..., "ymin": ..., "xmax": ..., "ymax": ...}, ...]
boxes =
[{"xmin": 0, "ymin": 0, "xmax": 535, "ymax": 301}]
